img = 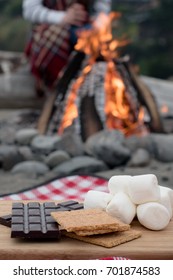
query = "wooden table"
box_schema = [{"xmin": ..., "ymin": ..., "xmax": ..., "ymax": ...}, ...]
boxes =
[{"xmin": 0, "ymin": 200, "xmax": 173, "ymax": 260}]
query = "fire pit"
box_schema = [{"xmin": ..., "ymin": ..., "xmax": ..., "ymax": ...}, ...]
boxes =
[{"xmin": 43, "ymin": 13, "xmax": 163, "ymax": 141}]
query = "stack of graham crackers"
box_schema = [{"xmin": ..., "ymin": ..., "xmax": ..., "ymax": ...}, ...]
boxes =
[{"xmin": 51, "ymin": 208, "xmax": 141, "ymax": 248}]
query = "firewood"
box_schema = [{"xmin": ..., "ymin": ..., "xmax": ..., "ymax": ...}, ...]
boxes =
[
  {"xmin": 118, "ymin": 58, "xmax": 164, "ymax": 133},
  {"xmin": 129, "ymin": 65, "xmax": 164, "ymax": 133},
  {"xmin": 37, "ymin": 91, "xmax": 57, "ymax": 135},
  {"xmin": 37, "ymin": 51, "xmax": 85, "ymax": 134}
]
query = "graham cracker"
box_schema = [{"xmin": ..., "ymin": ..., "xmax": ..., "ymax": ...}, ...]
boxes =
[
  {"xmin": 51, "ymin": 208, "xmax": 130, "ymax": 233},
  {"xmin": 74, "ymin": 227, "xmax": 129, "ymax": 236},
  {"xmin": 64, "ymin": 229, "xmax": 142, "ymax": 248}
]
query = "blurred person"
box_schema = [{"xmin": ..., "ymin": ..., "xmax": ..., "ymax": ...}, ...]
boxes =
[{"xmin": 22, "ymin": 0, "xmax": 111, "ymax": 95}]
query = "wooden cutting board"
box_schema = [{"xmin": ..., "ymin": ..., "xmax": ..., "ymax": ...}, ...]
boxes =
[{"xmin": 0, "ymin": 200, "xmax": 173, "ymax": 260}]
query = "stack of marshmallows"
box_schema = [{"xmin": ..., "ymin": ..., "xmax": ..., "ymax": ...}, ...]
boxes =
[{"xmin": 84, "ymin": 174, "xmax": 173, "ymax": 230}]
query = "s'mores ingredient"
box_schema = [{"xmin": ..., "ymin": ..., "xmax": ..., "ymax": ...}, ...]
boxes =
[
  {"xmin": 159, "ymin": 186, "xmax": 172, "ymax": 219},
  {"xmin": 51, "ymin": 208, "xmax": 130, "ymax": 233},
  {"xmin": 73, "ymin": 228, "xmax": 121, "ymax": 236},
  {"xmin": 128, "ymin": 174, "xmax": 160, "ymax": 204},
  {"xmin": 108, "ymin": 175, "xmax": 132, "ymax": 195},
  {"xmin": 84, "ymin": 190, "xmax": 113, "ymax": 210},
  {"xmin": 11, "ymin": 202, "xmax": 61, "ymax": 239},
  {"xmin": 82, "ymin": 174, "xmax": 172, "ymax": 232},
  {"xmin": 106, "ymin": 192, "xmax": 136, "ymax": 224},
  {"xmin": 159, "ymin": 185, "xmax": 173, "ymax": 214},
  {"xmin": 0, "ymin": 214, "xmax": 11, "ymax": 228},
  {"xmin": 64, "ymin": 229, "xmax": 142, "ymax": 248},
  {"xmin": 137, "ymin": 202, "xmax": 170, "ymax": 230}
]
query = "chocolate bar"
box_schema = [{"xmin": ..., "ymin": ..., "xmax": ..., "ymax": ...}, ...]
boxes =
[
  {"xmin": 11, "ymin": 200, "xmax": 83, "ymax": 239},
  {"xmin": 56, "ymin": 200, "xmax": 83, "ymax": 211},
  {"xmin": 0, "ymin": 214, "xmax": 12, "ymax": 227}
]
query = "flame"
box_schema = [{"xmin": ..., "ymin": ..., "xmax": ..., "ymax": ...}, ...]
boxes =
[
  {"xmin": 75, "ymin": 12, "xmax": 126, "ymax": 62},
  {"xmin": 59, "ymin": 12, "xmax": 147, "ymax": 137},
  {"xmin": 104, "ymin": 61, "xmax": 147, "ymax": 136}
]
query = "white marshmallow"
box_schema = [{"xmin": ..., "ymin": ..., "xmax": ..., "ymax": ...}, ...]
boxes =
[
  {"xmin": 137, "ymin": 202, "xmax": 170, "ymax": 230},
  {"xmin": 159, "ymin": 185, "xmax": 173, "ymax": 211},
  {"xmin": 106, "ymin": 192, "xmax": 136, "ymax": 224},
  {"xmin": 84, "ymin": 190, "xmax": 113, "ymax": 210},
  {"xmin": 128, "ymin": 174, "xmax": 160, "ymax": 204},
  {"xmin": 159, "ymin": 186, "xmax": 172, "ymax": 219},
  {"xmin": 108, "ymin": 175, "xmax": 132, "ymax": 195}
]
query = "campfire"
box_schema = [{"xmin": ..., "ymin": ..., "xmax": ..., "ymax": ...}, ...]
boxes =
[{"xmin": 43, "ymin": 12, "xmax": 163, "ymax": 142}]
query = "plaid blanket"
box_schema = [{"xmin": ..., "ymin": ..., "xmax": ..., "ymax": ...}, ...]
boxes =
[{"xmin": 25, "ymin": 0, "xmax": 80, "ymax": 88}]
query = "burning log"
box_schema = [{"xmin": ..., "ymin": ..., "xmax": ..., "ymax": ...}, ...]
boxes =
[
  {"xmin": 37, "ymin": 51, "xmax": 85, "ymax": 134},
  {"xmin": 38, "ymin": 12, "xmax": 163, "ymax": 140},
  {"xmin": 126, "ymin": 63, "xmax": 164, "ymax": 133},
  {"xmin": 115, "ymin": 56, "xmax": 164, "ymax": 133},
  {"xmin": 80, "ymin": 95, "xmax": 103, "ymax": 141}
]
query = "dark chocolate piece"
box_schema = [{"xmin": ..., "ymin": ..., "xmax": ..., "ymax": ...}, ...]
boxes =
[
  {"xmin": 11, "ymin": 200, "xmax": 83, "ymax": 239},
  {"xmin": 0, "ymin": 214, "xmax": 12, "ymax": 227},
  {"xmin": 11, "ymin": 202, "xmax": 60, "ymax": 239},
  {"xmin": 57, "ymin": 200, "xmax": 84, "ymax": 211}
]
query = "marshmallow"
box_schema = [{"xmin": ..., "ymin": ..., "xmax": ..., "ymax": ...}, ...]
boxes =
[
  {"xmin": 128, "ymin": 174, "xmax": 160, "ymax": 204},
  {"xmin": 84, "ymin": 190, "xmax": 113, "ymax": 210},
  {"xmin": 137, "ymin": 202, "xmax": 170, "ymax": 230},
  {"xmin": 159, "ymin": 185, "xmax": 173, "ymax": 209},
  {"xmin": 108, "ymin": 175, "xmax": 132, "ymax": 195},
  {"xmin": 159, "ymin": 185, "xmax": 173, "ymax": 218},
  {"xmin": 106, "ymin": 192, "xmax": 136, "ymax": 224}
]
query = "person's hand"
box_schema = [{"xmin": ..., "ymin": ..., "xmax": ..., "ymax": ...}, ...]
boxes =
[{"xmin": 63, "ymin": 4, "xmax": 88, "ymax": 26}]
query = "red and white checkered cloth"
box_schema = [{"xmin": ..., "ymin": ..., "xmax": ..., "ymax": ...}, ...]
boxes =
[
  {"xmin": 0, "ymin": 175, "xmax": 108, "ymax": 201},
  {"xmin": 0, "ymin": 174, "xmax": 129, "ymax": 260}
]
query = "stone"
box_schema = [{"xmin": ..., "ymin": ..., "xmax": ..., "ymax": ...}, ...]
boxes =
[
  {"xmin": 15, "ymin": 128, "xmax": 39, "ymax": 145},
  {"xmin": 45, "ymin": 150, "xmax": 70, "ymax": 169},
  {"xmin": 0, "ymin": 126, "xmax": 16, "ymax": 144},
  {"xmin": 54, "ymin": 129, "xmax": 85, "ymax": 157},
  {"xmin": 0, "ymin": 109, "xmax": 40, "ymax": 144},
  {"xmin": 53, "ymin": 156, "xmax": 108, "ymax": 176},
  {"xmin": 124, "ymin": 134, "xmax": 154, "ymax": 154},
  {"xmin": 31, "ymin": 135, "xmax": 61, "ymax": 154},
  {"xmin": 0, "ymin": 145, "xmax": 24, "ymax": 170},
  {"xmin": 18, "ymin": 146, "xmax": 35, "ymax": 161},
  {"xmin": 85, "ymin": 129, "xmax": 131, "ymax": 167},
  {"xmin": 0, "ymin": 145, "xmax": 17, "ymax": 162},
  {"xmin": 127, "ymin": 148, "xmax": 151, "ymax": 167},
  {"xmin": 151, "ymin": 133, "xmax": 173, "ymax": 162},
  {"xmin": 12, "ymin": 161, "xmax": 49, "ymax": 176}
]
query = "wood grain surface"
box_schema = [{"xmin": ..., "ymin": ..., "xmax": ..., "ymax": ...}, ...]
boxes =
[{"xmin": 0, "ymin": 200, "xmax": 173, "ymax": 260}]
